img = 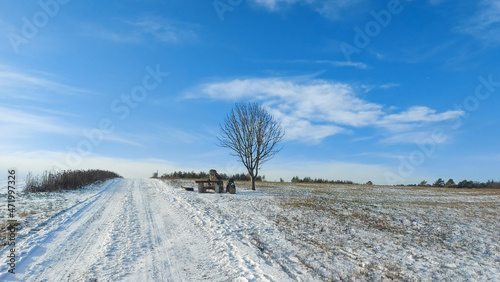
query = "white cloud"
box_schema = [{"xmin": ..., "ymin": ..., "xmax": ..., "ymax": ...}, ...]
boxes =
[
  {"xmin": 198, "ymin": 77, "xmax": 384, "ymax": 142},
  {"xmin": 267, "ymin": 108, "xmax": 345, "ymax": 142},
  {"xmin": 193, "ymin": 76, "xmax": 463, "ymax": 144},
  {"xmin": 377, "ymin": 106, "xmax": 464, "ymax": 131}
]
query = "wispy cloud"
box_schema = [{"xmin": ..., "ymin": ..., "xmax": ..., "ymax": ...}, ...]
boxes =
[
  {"xmin": 289, "ymin": 59, "xmax": 369, "ymax": 69},
  {"xmin": 87, "ymin": 17, "xmax": 198, "ymax": 44},
  {"xmin": 129, "ymin": 19, "xmax": 198, "ymax": 43},
  {"xmin": 93, "ymin": 28, "xmax": 142, "ymax": 43},
  {"xmin": 0, "ymin": 64, "xmax": 94, "ymax": 99},
  {"xmin": 102, "ymin": 134, "xmax": 144, "ymax": 147},
  {"xmin": 312, "ymin": 0, "xmax": 367, "ymax": 20},
  {"xmin": 191, "ymin": 76, "xmax": 462, "ymax": 143},
  {"xmin": 429, "ymin": 0, "xmax": 446, "ymax": 5},
  {"xmin": 0, "ymin": 106, "xmax": 144, "ymax": 148},
  {"xmin": 370, "ymin": 41, "xmax": 456, "ymax": 64},
  {"xmin": 154, "ymin": 125, "xmax": 213, "ymax": 145},
  {"xmin": 355, "ymin": 151, "xmax": 402, "ymax": 159},
  {"xmin": 251, "ymin": 0, "xmax": 301, "ymax": 11},
  {"xmin": 9, "ymin": 105, "xmax": 80, "ymax": 118},
  {"xmin": 0, "ymin": 106, "xmax": 78, "ymax": 137},
  {"xmin": 461, "ymin": 0, "xmax": 500, "ymax": 46},
  {"xmin": 360, "ymin": 83, "xmax": 400, "ymax": 93},
  {"xmin": 468, "ymin": 153, "xmax": 500, "ymax": 162},
  {"xmin": 377, "ymin": 106, "xmax": 463, "ymax": 131},
  {"xmin": 380, "ymin": 130, "xmax": 450, "ymax": 145},
  {"xmin": 251, "ymin": 0, "xmax": 368, "ymax": 20}
]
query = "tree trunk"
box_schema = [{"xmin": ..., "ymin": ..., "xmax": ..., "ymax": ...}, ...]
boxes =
[{"xmin": 251, "ymin": 176, "xmax": 256, "ymax": 190}]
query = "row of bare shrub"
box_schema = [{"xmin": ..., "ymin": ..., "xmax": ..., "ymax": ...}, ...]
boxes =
[
  {"xmin": 155, "ymin": 171, "xmax": 264, "ymax": 181},
  {"xmin": 24, "ymin": 169, "xmax": 122, "ymax": 193}
]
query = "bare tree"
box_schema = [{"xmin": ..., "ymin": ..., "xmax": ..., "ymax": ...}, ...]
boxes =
[{"xmin": 219, "ymin": 102, "xmax": 284, "ymax": 190}]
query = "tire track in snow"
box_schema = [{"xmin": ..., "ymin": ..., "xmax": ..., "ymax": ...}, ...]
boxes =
[
  {"xmin": 0, "ymin": 178, "xmax": 120, "ymax": 280},
  {"xmin": 148, "ymin": 179, "xmax": 221, "ymax": 281},
  {"xmin": 136, "ymin": 179, "xmax": 176, "ymax": 281},
  {"xmin": 55, "ymin": 178, "xmax": 128, "ymax": 281},
  {"xmin": 2, "ymin": 178, "xmax": 294, "ymax": 281},
  {"xmin": 75, "ymin": 179, "xmax": 143, "ymax": 280},
  {"xmin": 27, "ymin": 178, "xmax": 125, "ymax": 281},
  {"xmin": 156, "ymin": 180, "xmax": 287, "ymax": 281}
]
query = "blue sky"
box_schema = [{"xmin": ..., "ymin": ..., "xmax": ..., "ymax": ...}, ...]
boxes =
[{"xmin": 1, "ymin": 0, "xmax": 499, "ymax": 184}]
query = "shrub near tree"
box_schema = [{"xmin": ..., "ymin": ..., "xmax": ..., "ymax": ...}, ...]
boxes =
[
  {"xmin": 445, "ymin": 179, "xmax": 455, "ymax": 188},
  {"xmin": 418, "ymin": 180, "xmax": 429, "ymax": 187},
  {"xmin": 457, "ymin": 180, "xmax": 475, "ymax": 188},
  {"xmin": 433, "ymin": 178, "xmax": 445, "ymax": 187}
]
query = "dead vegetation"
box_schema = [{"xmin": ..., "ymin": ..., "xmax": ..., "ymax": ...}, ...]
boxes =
[
  {"xmin": 24, "ymin": 169, "xmax": 121, "ymax": 193},
  {"xmin": 252, "ymin": 183, "xmax": 500, "ymax": 280}
]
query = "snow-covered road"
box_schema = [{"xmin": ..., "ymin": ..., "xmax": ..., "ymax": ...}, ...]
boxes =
[
  {"xmin": 1, "ymin": 178, "xmax": 290, "ymax": 281},
  {"xmin": 2, "ymin": 178, "xmax": 499, "ymax": 281}
]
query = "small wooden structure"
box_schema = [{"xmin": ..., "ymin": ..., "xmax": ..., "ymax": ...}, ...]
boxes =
[{"xmin": 196, "ymin": 180, "xmax": 223, "ymax": 193}]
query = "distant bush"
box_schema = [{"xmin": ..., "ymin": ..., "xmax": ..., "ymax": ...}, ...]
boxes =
[
  {"xmin": 406, "ymin": 179, "xmax": 500, "ymax": 189},
  {"xmin": 291, "ymin": 176, "xmax": 356, "ymax": 185},
  {"xmin": 159, "ymin": 171, "xmax": 264, "ymax": 181},
  {"xmin": 160, "ymin": 171, "xmax": 208, "ymax": 179},
  {"xmin": 454, "ymin": 179, "xmax": 500, "ymax": 189},
  {"xmin": 24, "ymin": 169, "xmax": 122, "ymax": 193}
]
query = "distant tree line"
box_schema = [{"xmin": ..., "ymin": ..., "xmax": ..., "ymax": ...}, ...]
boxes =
[
  {"xmin": 155, "ymin": 171, "xmax": 264, "ymax": 181},
  {"xmin": 291, "ymin": 176, "xmax": 356, "ymax": 185},
  {"xmin": 24, "ymin": 169, "xmax": 122, "ymax": 193},
  {"xmin": 404, "ymin": 178, "xmax": 500, "ymax": 189}
]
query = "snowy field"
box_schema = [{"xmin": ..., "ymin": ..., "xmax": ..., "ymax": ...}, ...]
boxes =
[{"xmin": 0, "ymin": 178, "xmax": 499, "ymax": 281}]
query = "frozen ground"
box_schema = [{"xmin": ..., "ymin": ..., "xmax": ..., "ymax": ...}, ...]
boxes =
[{"xmin": 0, "ymin": 179, "xmax": 499, "ymax": 281}]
